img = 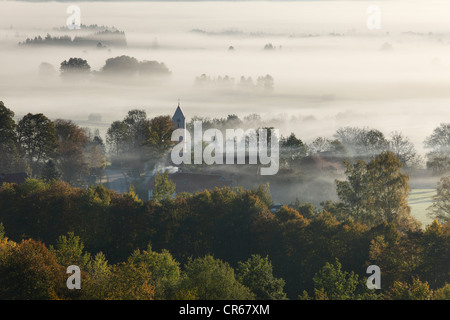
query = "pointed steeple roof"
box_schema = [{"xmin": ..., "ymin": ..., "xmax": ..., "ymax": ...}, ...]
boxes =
[{"xmin": 172, "ymin": 100, "xmax": 185, "ymax": 121}]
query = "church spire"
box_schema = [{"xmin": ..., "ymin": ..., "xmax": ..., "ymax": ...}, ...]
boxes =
[{"xmin": 172, "ymin": 100, "xmax": 185, "ymax": 130}]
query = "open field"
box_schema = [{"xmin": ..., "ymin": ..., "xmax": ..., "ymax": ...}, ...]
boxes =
[{"xmin": 409, "ymin": 188, "xmax": 436, "ymax": 228}]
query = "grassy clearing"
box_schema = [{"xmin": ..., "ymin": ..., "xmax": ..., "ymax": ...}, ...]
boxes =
[{"xmin": 408, "ymin": 189, "xmax": 436, "ymax": 228}]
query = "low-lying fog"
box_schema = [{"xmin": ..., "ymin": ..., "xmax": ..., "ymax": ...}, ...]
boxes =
[{"xmin": 1, "ymin": 0, "xmax": 450, "ymax": 157}]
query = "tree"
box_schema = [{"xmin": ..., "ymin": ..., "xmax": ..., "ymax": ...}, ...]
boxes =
[
  {"xmin": 428, "ymin": 176, "xmax": 450, "ymax": 223},
  {"xmin": 0, "ymin": 101, "xmax": 20, "ymax": 173},
  {"xmin": 0, "ymin": 229, "xmax": 16, "ymax": 262},
  {"xmin": 300, "ymin": 258, "xmax": 378, "ymax": 300},
  {"xmin": 0, "ymin": 223, "xmax": 5, "ymax": 241},
  {"xmin": 334, "ymin": 127, "xmax": 388, "ymax": 160},
  {"xmin": 225, "ymin": 114, "xmax": 242, "ymax": 128},
  {"xmin": 49, "ymin": 232, "xmax": 91, "ymax": 269},
  {"xmin": 87, "ymin": 146, "xmax": 106, "ymax": 181},
  {"xmin": 180, "ymin": 255, "xmax": 255, "ymax": 300},
  {"xmin": 105, "ymin": 261, "xmax": 155, "ymax": 300},
  {"xmin": 257, "ymin": 74, "xmax": 274, "ymax": 91},
  {"xmin": 82, "ymin": 252, "xmax": 112, "ymax": 300},
  {"xmin": 54, "ymin": 119, "xmax": 88, "ymax": 184},
  {"xmin": 41, "ymin": 159, "xmax": 60, "ymax": 182},
  {"xmin": 101, "ymin": 55, "xmax": 170, "ymax": 77},
  {"xmin": 236, "ymin": 254, "xmax": 287, "ymax": 300},
  {"xmin": 280, "ymin": 133, "xmax": 306, "ymax": 168},
  {"xmin": 101, "ymin": 55, "xmax": 139, "ymax": 75},
  {"xmin": 308, "ymin": 137, "xmax": 327, "ymax": 154},
  {"xmin": 17, "ymin": 113, "xmax": 58, "ymax": 175},
  {"xmin": 243, "ymin": 113, "xmax": 262, "ymax": 124},
  {"xmin": 60, "ymin": 57, "xmax": 90, "ymax": 77},
  {"xmin": 128, "ymin": 245, "xmax": 181, "ymax": 299},
  {"xmin": 275, "ymin": 205, "xmax": 308, "ymax": 224},
  {"xmin": 336, "ymin": 151, "xmax": 418, "ymax": 230},
  {"xmin": 123, "ymin": 185, "xmax": 143, "ymax": 206},
  {"xmin": 106, "ymin": 110, "xmax": 151, "ymax": 172},
  {"xmin": 152, "ymin": 171, "xmax": 176, "ymax": 202},
  {"xmin": 365, "ymin": 152, "xmax": 416, "ymax": 229},
  {"xmin": 139, "ymin": 60, "xmax": 171, "ymax": 76},
  {"xmin": 360, "ymin": 129, "xmax": 388, "ymax": 158},
  {"xmin": 434, "ymin": 283, "xmax": 450, "ymax": 300},
  {"xmin": 106, "ymin": 120, "xmax": 128, "ymax": 156},
  {"xmin": 388, "ymin": 131, "xmax": 421, "ymax": 171},
  {"xmin": 387, "ymin": 278, "xmax": 433, "ymax": 300},
  {"xmin": 123, "ymin": 110, "xmax": 149, "ymax": 148},
  {"xmin": 0, "ymin": 239, "xmax": 66, "ymax": 300},
  {"xmin": 124, "ymin": 110, "xmax": 151, "ymax": 174},
  {"xmin": 424, "ymin": 123, "xmax": 450, "ymax": 174},
  {"xmin": 290, "ymin": 200, "xmax": 316, "ymax": 219},
  {"xmin": 418, "ymin": 220, "xmax": 449, "ymax": 288},
  {"xmin": 84, "ymin": 128, "xmax": 106, "ymax": 156},
  {"xmin": 146, "ymin": 115, "xmax": 174, "ymax": 157}
]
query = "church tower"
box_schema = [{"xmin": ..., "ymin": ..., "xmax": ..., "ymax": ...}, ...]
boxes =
[
  {"xmin": 172, "ymin": 101, "xmax": 187, "ymax": 153},
  {"xmin": 172, "ymin": 100, "xmax": 185, "ymax": 130}
]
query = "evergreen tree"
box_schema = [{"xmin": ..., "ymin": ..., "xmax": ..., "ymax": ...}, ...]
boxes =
[{"xmin": 336, "ymin": 151, "xmax": 419, "ymax": 231}]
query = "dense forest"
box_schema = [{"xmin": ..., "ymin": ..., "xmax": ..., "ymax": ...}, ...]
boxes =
[{"xmin": 0, "ymin": 179, "xmax": 448, "ymax": 300}]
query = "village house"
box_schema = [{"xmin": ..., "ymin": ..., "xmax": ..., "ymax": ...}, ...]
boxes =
[{"xmin": 0, "ymin": 172, "xmax": 29, "ymax": 185}]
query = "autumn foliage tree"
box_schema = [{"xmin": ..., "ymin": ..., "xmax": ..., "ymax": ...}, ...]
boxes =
[
  {"xmin": 0, "ymin": 178, "xmax": 447, "ymax": 300},
  {"xmin": 127, "ymin": 245, "xmax": 181, "ymax": 299},
  {"xmin": 145, "ymin": 115, "xmax": 175, "ymax": 159},
  {"xmin": 336, "ymin": 151, "xmax": 419, "ymax": 231},
  {"xmin": 0, "ymin": 239, "xmax": 66, "ymax": 300}
]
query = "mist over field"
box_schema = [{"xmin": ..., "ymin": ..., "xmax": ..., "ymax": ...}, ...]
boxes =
[{"xmin": 0, "ymin": 0, "xmax": 448, "ymax": 150}]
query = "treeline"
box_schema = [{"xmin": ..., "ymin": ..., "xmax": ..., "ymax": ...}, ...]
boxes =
[
  {"xmin": 0, "ymin": 101, "xmax": 106, "ymax": 185},
  {"xmin": 185, "ymin": 113, "xmax": 450, "ymax": 176},
  {"xmin": 0, "ymin": 173, "xmax": 448, "ymax": 299},
  {"xmin": 0, "ymin": 103, "xmax": 179, "ymax": 188},
  {"xmin": 2, "ymin": 100, "xmax": 450, "ymax": 186},
  {"xmin": 53, "ymin": 24, "xmax": 121, "ymax": 32},
  {"xmin": 54, "ymin": 56, "xmax": 171, "ymax": 79},
  {"xmin": 195, "ymin": 74, "xmax": 274, "ymax": 91},
  {"xmin": 19, "ymin": 30, "xmax": 127, "ymax": 47}
]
